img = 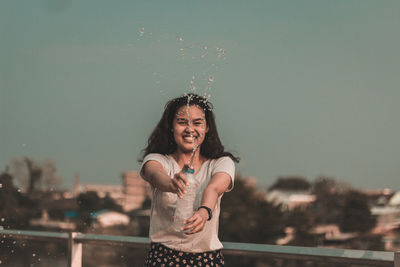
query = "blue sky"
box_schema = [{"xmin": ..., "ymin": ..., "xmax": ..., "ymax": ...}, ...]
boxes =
[{"xmin": 1, "ymin": 0, "xmax": 400, "ymax": 190}]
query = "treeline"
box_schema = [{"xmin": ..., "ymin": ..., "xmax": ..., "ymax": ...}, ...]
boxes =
[
  {"xmin": 219, "ymin": 175, "xmax": 381, "ymax": 267},
  {"xmin": 0, "ymin": 158, "xmax": 383, "ymax": 267}
]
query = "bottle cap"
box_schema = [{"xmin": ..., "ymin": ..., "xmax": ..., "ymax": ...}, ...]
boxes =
[{"xmin": 184, "ymin": 167, "xmax": 195, "ymax": 174}]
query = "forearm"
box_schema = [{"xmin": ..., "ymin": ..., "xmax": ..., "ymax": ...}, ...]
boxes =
[
  {"xmin": 143, "ymin": 162, "xmax": 172, "ymax": 192},
  {"xmin": 200, "ymin": 185, "xmax": 221, "ymax": 212}
]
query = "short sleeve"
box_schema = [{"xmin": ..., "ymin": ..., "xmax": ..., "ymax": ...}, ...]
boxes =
[
  {"xmin": 140, "ymin": 153, "xmax": 169, "ymax": 181},
  {"xmin": 211, "ymin": 157, "xmax": 236, "ymax": 192}
]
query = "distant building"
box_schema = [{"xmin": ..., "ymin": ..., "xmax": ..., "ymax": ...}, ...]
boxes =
[
  {"xmin": 389, "ymin": 191, "xmax": 400, "ymax": 206},
  {"xmin": 310, "ymin": 224, "xmax": 358, "ymax": 248},
  {"xmin": 91, "ymin": 210, "xmax": 130, "ymax": 228},
  {"xmin": 30, "ymin": 210, "xmax": 75, "ymax": 230},
  {"xmin": 74, "ymin": 171, "xmax": 151, "ymax": 212},
  {"xmin": 78, "ymin": 183, "xmax": 125, "ymax": 206},
  {"xmin": 371, "ymin": 206, "xmax": 400, "ymax": 232},
  {"xmin": 265, "ymin": 190, "xmax": 316, "ymax": 210},
  {"xmin": 121, "ymin": 171, "xmax": 151, "ymax": 211}
]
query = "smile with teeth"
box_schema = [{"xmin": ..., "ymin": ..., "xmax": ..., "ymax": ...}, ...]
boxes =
[{"xmin": 183, "ymin": 135, "xmax": 197, "ymax": 142}]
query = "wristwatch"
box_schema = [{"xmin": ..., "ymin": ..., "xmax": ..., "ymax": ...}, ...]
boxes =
[{"xmin": 198, "ymin": 206, "xmax": 212, "ymax": 221}]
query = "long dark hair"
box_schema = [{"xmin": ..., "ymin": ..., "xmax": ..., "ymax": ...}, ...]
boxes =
[{"xmin": 138, "ymin": 93, "xmax": 240, "ymax": 163}]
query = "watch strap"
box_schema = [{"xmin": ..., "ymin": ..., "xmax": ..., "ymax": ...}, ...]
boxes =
[{"xmin": 198, "ymin": 206, "xmax": 212, "ymax": 221}]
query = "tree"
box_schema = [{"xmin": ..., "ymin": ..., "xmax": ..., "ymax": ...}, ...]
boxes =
[
  {"xmin": 311, "ymin": 177, "xmax": 346, "ymax": 225},
  {"xmin": 285, "ymin": 207, "xmax": 316, "ymax": 246},
  {"xmin": 269, "ymin": 176, "xmax": 311, "ymax": 191},
  {"xmin": 220, "ymin": 176, "xmax": 286, "ymax": 267},
  {"xmin": 0, "ymin": 168, "xmax": 38, "ymax": 229},
  {"xmin": 220, "ymin": 175, "xmax": 286, "ymax": 244},
  {"xmin": 9, "ymin": 157, "xmax": 63, "ymax": 193},
  {"xmin": 339, "ymin": 190, "xmax": 376, "ymax": 233}
]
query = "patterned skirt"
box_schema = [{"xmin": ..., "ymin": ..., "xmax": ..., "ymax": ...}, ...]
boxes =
[{"xmin": 144, "ymin": 242, "xmax": 225, "ymax": 267}]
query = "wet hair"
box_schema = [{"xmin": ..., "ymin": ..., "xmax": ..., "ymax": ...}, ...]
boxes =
[{"xmin": 138, "ymin": 93, "xmax": 240, "ymax": 163}]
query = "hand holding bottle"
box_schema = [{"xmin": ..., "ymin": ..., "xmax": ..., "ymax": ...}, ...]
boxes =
[
  {"xmin": 172, "ymin": 166, "xmax": 197, "ymax": 232},
  {"xmin": 169, "ymin": 165, "xmax": 190, "ymax": 198}
]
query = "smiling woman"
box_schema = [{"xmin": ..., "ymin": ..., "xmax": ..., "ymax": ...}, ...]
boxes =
[{"xmin": 138, "ymin": 93, "xmax": 239, "ymax": 266}]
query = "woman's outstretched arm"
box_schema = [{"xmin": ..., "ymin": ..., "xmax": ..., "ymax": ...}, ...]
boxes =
[{"xmin": 142, "ymin": 160, "xmax": 188, "ymax": 198}]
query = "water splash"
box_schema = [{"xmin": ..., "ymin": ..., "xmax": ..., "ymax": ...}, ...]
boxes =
[{"xmin": 139, "ymin": 27, "xmax": 145, "ymax": 37}]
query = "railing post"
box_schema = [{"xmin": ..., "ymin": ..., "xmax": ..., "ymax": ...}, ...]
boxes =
[
  {"xmin": 68, "ymin": 232, "xmax": 82, "ymax": 267},
  {"xmin": 395, "ymin": 251, "xmax": 400, "ymax": 267}
]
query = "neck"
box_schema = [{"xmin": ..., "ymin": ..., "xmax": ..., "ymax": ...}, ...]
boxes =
[{"xmin": 172, "ymin": 148, "xmax": 204, "ymax": 169}]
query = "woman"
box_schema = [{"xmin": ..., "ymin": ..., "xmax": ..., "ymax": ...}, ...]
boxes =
[{"xmin": 139, "ymin": 93, "xmax": 239, "ymax": 267}]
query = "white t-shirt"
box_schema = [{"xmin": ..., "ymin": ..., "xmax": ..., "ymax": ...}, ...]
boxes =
[{"xmin": 140, "ymin": 153, "xmax": 235, "ymax": 253}]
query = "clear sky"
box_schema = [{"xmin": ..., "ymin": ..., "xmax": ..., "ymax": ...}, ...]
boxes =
[{"xmin": 1, "ymin": 0, "xmax": 400, "ymax": 191}]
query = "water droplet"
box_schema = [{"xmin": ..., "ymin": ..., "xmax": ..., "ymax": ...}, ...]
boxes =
[
  {"xmin": 139, "ymin": 28, "xmax": 145, "ymax": 36},
  {"xmin": 204, "ymin": 46, "xmax": 208, "ymax": 50},
  {"xmin": 208, "ymin": 76, "xmax": 214, "ymax": 83},
  {"xmin": 0, "ymin": 218, "xmax": 4, "ymax": 222},
  {"xmin": 17, "ymin": 189, "xmax": 21, "ymax": 193},
  {"xmin": 32, "ymin": 253, "xmax": 36, "ymax": 257}
]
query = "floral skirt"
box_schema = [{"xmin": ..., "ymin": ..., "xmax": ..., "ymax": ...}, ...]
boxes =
[{"xmin": 144, "ymin": 242, "xmax": 225, "ymax": 267}]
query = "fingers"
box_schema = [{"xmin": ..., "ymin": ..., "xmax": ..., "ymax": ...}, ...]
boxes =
[
  {"xmin": 171, "ymin": 178, "xmax": 185, "ymax": 198},
  {"xmin": 182, "ymin": 213, "xmax": 206, "ymax": 235},
  {"xmin": 171, "ymin": 172, "xmax": 188, "ymax": 198}
]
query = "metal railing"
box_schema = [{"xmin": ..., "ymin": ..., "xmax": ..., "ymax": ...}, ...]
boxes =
[{"xmin": 1, "ymin": 229, "xmax": 399, "ymax": 267}]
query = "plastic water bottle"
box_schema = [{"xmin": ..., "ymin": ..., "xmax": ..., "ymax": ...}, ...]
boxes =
[{"xmin": 173, "ymin": 167, "xmax": 197, "ymax": 232}]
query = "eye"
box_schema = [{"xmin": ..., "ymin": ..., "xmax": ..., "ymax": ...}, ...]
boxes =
[{"xmin": 176, "ymin": 119, "xmax": 188, "ymax": 125}]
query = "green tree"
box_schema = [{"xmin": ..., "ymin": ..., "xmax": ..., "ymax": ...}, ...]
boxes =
[
  {"xmin": 9, "ymin": 157, "xmax": 63, "ymax": 193},
  {"xmin": 269, "ymin": 176, "xmax": 311, "ymax": 191},
  {"xmin": 220, "ymin": 176, "xmax": 286, "ymax": 244},
  {"xmin": 311, "ymin": 177, "xmax": 345, "ymax": 224},
  {"xmin": 0, "ymin": 168, "xmax": 38, "ymax": 229},
  {"xmin": 285, "ymin": 207, "xmax": 316, "ymax": 246},
  {"xmin": 339, "ymin": 190, "xmax": 376, "ymax": 233},
  {"xmin": 220, "ymin": 175, "xmax": 286, "ymax": 267}
]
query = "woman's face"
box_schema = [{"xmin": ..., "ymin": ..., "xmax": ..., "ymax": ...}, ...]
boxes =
[{"xmin": 172, "ymin": 105, "xmax": 209, "ymax": 153}]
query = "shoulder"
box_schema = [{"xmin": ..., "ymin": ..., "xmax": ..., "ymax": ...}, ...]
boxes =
[
  {"xmin": 210, "ymin": 157, "xmax": 236, "ymax": 192},
  {"xmin": 210, "ymin": 156, "xmax": 235, "ymax": 177},
  {"xmin": 140, "ymin": 153, "xmax": 174, "ymax": 178},
  {"xmin": 142, "ymin": 153, "xmax": 171, "ymax": 164},
  {"xmin": 211, "ymin": 156, "xmax": 235, "ymax": 168}
]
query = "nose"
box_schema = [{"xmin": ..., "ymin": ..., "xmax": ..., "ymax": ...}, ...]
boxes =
[{"xmin": 184, "ymin": 124, "xmax": 194, "ymax": 133}]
